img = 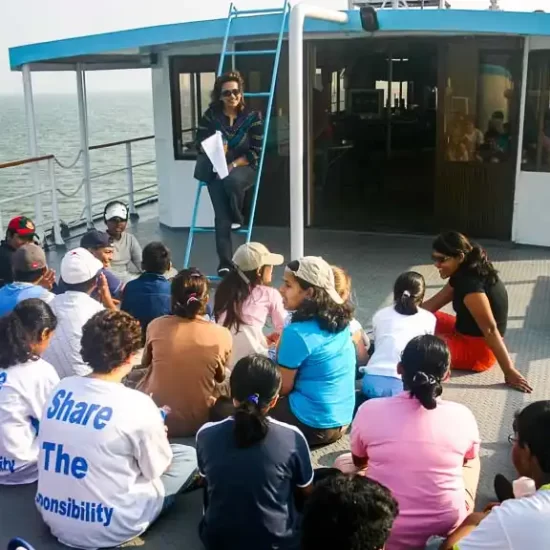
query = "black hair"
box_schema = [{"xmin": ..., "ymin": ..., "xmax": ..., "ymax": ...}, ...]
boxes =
[
  {"xmin": 0, "ymin": 299, "xmax": 57, "ymax": 369},
  {"xmin": 287, "ymin": 260, "xmax": 354, "ymax": 333},
  {"xmin": 400, "ymin": 335, "xmax": 450, "ymax": 410},
  {"xmin": 515, "ymin": 400, "xmax": 550, "ymax": 473},
  {"xmin": 208, "ymin": 396, "xmax": 236, "ymax": 423},
  {"xmin": 14, "ymin": 267, "xmax": 47, "ymax": 284},
  {"xmin": 171, "ymin": 268, "xmax": 209, "ymax": 319},
  {"xmin": 433, "ymin": 231, "xmax": 499, "ymax": 285},
  {"xmin": 393, "ymin": 271, "xmax": 425, "ymax": 316},
  {"xmin": 230, "ymin": 354, "xmax": 281, "ymax": 448},
  {"xmin": 301, "ymin": 473, "xmax": 398, "ymax": 550},
  {"xmin": 214, "ymin": 267, "xmax": 265, "ymax": 331},
  {"xmin": 142, "ymin": 241, "xmax": 171, "ymax": 274},
  {"xmin": 210, "ymin": 71, "xmax": 246, "ymax": 111},
  {"xmin": 62, "ymin": 276, "xmax": 97, "ymax": 294},
  {"xmin": 81, "ymin": 310, "xmax": 142, "ymax": 374}
]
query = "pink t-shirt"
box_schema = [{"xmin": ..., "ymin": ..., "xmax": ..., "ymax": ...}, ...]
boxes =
[
  {"xmin": 218, "ymin": 285, "xmax": 287, "ymax": 332},
  {"xmin": 351, "ymin": 392, "xmax": 480, "ymax": 550}
]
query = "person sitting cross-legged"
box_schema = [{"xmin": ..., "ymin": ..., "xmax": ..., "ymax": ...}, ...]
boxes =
[
  {"xmin": 440, "ymin": 400, "xmax": 550, "ymax": 550},
  {"xmin": 36, "ymin": 310, "xmax": 198, "ymax": 549}
]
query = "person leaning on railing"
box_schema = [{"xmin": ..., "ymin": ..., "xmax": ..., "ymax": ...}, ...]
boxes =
[{"xmin": 195, "ymin": 71, "xmax": 264, "ymax": 278}]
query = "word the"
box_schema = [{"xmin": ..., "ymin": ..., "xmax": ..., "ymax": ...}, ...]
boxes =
[
  {"xmin": 46, "ymin": 390, "xmax": 113, "ymax": 430},
  {"xmin": 42, "ymin": 442, "xmax": 88, "ymax": 479},
  {"xmin": 0, "ymin": 456, "xmax": 15, "ymax": 473},
  {"xmin": 0, "ymin": 372, "xmax": 6, "ymax": 390},
  {"xmin": 36, "ymin": 492, "xmax": 113, "ymax": 527}
]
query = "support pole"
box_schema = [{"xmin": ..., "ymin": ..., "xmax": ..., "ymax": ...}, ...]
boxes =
[
  {"xmin": 289, "ymin": 4, "xmax": 348, "ymax": 260},
  {"xmin": 22, "ymin": 65, "xmax": 43, "ymax": 231},
  {"xmin": 76, "ymin": 64, "xmax": 94, "ymax": 228},
  {"xmin": 48, "ymin": 158, "xmax": 65, "ymax": 247},
  {"xmin": 125, "ymin": 142, "xmax": 138, "ymax": 219}
]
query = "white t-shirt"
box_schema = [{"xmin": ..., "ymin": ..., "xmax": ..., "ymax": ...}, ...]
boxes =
[
  {"xmin": 0, "ymin": 358, "xmax": 59, "ymax": 485},
  {"xmin": 43, "ymin": 291, "xmax": 104, "ymax": 379},
  {"xmin": 457, "ymin": 487, "xmax": 550, "ymax": 550},
  {"xmin": 366, "ymin": 306, "xmax": 436, "ymax": 378},
  {"xmin": 36, "ymin": 376, "xmax": 173, "ymax": 549}
]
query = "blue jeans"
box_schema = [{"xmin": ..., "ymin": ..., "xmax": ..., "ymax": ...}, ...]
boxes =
[
  {"xmin": 361, "ymin": 374, "xmax": 403, "ymax": 399},
  {"xmin": 159, "ymin": 444, "xmax": 198, "ymax": 512}
]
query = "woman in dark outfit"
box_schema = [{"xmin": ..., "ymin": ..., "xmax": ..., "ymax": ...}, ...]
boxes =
[
  {"xmin": 423, "ymin": 231, "xmax": 532, "ymax": 393},
  {"xmin": 196, "ymin": 72, "xmax": 264, "ymax": 277}
]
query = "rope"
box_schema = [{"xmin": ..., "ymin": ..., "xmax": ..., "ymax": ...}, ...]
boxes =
[
  {"xmin": 56, "ymin": 178, "xmax": 86, "ymax": 198},
  {"xmin": 53, "ymin": 150, "xmax": 83, "ymax": 170}
]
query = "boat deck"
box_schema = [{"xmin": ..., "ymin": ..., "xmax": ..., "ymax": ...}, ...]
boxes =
[{"xmin": 2, "ymin": 208, "xmax": 550, "ymax": 549}]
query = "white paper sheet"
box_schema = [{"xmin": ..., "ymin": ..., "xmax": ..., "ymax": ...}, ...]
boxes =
[{"xmin": 201, "ymin": 131, "xmax": 228, "ymax": 179}]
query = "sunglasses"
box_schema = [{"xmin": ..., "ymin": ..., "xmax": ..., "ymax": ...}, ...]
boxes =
[{"xmin": 221, "ymin": 89, "xmax": 240, "ymax": 98}]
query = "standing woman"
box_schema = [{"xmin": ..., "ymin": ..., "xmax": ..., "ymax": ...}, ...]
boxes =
[
  {"xmin": 196, "ymin": 72, "xmax": 264, "ymax": 277},
  {"xmin": 423, "ymin": 231, "xmax": 531, "ymax": 393}
]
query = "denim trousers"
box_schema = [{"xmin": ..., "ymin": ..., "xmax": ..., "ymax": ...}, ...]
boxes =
[{"xmin": 207, "ymin": 165, "xmax": 255, "ymax": 267}]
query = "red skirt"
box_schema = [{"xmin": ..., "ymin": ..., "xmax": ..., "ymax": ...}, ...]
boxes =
[{"xmin": 435, "ymin": 311, "xmax": 496, "ymax": 372}]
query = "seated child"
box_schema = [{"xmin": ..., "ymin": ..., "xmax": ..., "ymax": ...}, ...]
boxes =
[
  {"xmin": 36, "ymin": 310, "xmax": 197, "ymax": 549},
  {"xmin": 197, "ymin": 354, "xmax": 314, "ymax": 550},
  {"xmin": 361, "ymin": 271, "xmax": 436, "ymax": 398},
  {"xmin": 0, "ymin": 299, "xmax": 59, "ymax": 485},
  {"xmin": 214, "ymin": 242, "xmax": 287, "ymax": 369}
]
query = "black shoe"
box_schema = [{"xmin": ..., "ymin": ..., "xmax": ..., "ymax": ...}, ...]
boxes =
[
  {"xmin": 217, "ymin": 266, "xmax": 231, "ymax": 278},
  {"xmin": 494, "ymin": 473, "xmax": 514, "ymax": 502}
]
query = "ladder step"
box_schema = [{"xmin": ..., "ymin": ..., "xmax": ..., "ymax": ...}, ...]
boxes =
[
  {"xmin": 244, "ymin": 92, "xmax": 270, "ymax": 98},
  {"xmin": 227, "ymin": 49, "xmax": 278, "ymax": 56},
  {"xmin": 233, "ymin": 8, "xmax": 284, "ymax": 16},
  {"xmin": 234, "ymin": 227, "xmax": 251, "ymax": 234},
  {"xmin": 192, "ymin": 227, "xmax": 216, "ymax": 233}
]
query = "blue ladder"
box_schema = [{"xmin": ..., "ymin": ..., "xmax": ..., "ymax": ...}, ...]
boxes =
[{"xmin": 183, "ymin": 0, "xmax": 289, "ymax": 279}]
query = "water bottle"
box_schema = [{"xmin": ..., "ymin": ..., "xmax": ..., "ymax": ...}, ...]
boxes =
[
  {"xmin": 513, "ymin": 476, "xmax": 536, "ymax": 498},
  {"xmin": 159, "ymin": 405, "xmax": 171, "ymax": 422}
]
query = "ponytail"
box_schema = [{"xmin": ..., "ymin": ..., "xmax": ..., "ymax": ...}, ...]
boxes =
[
  {"xmin": 464, "ymin": 244, "xmax": 498, "ymax": 285},
  {"xmin": 233, "ymin": 394, "xmax": 269, "ymax": 448},
  {"xmin": 0, "ymin": 299, "xmax": 57, "ymax": 369},
  {"xmin": 400, "ymin": 335, "xmax": 449, "ymax": 411},
  {"xmin": 393, "ymin": 271, "xmax": 425, "ymax": 316}
]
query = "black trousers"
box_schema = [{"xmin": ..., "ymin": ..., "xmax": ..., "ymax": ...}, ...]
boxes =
[{"xmin": 207, "ymin": 165, "xmax": 256, "ymax": 268}]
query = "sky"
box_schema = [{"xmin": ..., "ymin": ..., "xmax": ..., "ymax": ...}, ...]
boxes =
[{"xmin": 0, "ymin": 0, "xmax": 544, "ymax": 95}]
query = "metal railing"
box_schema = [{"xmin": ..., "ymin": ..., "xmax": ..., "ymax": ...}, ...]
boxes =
[{"xmin": 0, "ymin": 135, "xmax": 157, "ymax": 246}]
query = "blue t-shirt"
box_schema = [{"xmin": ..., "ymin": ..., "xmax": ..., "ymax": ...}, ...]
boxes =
[
  {"xmin": 196, "ymin": 417, "xmax": 313, "ymax": 550},
  {"xmin": 277, "ymin": 319, "xmax": 356, "ymax": 429},
  {"xmin": 0, "ymin": 282, "xmax": 52, "ymax": 317}
]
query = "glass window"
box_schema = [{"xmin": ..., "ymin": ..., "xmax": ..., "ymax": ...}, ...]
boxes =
[
  {"xmin": 444, "ymin": 48, "xmax": 515, "ymax": 163},
  {"xmin": 522, "ymin": 51, "xmax": 550, "ymax": 172}
]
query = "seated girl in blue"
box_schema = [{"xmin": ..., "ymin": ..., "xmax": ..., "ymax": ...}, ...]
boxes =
[{"xmin": 271, "ymin": 256, "xmax": 356, "ymax": 447}]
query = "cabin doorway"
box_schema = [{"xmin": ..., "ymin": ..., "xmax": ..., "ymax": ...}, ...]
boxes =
[{"xmin": 310, "ymin": 39, "xmax": 439, "ymax": 233}]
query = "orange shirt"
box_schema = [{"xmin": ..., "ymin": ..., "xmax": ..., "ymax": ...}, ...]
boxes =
[{"xmin": 139, "ymin": 315, "xmax": 232, "ymax": 437}]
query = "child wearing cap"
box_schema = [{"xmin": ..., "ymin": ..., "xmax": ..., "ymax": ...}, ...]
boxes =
[
  {"xmin": 0, "ymin": 216, "xmax": 38, "ymax": 289},
  {"xmin": 270, "ymin": 256, "xmax": 356, "ymax": 447},
  {"xmin": 43, "ymin": 248, "xmax": 116, "ymax": 379},
  {"xmin": 0, "ymin": 299, "xmax": 59, "ymax": 485},
  {"xmin": 213, "ymin": 242, "xmax": 287, "ymax": 369},
  {"xmin": 0, "ymin": 244, "xmax": 56, "ymax": 317},
  {"xmin": 103, "ymin": 201, "xmax": 142, "ymax": 284}
]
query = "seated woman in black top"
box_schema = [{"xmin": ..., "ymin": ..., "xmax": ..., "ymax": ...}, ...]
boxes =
[
  {"xmin": 423, "ymin": 231, "xmax": 532, "ymax": 393},
  {"xmin": 196, "ymin": 71, "xmax": 264, "ymax": 277}
]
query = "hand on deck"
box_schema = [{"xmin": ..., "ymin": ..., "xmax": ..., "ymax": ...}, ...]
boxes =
[{"xmin": 504, "ymin": 368, "xmax": 533, "ymax": 393}]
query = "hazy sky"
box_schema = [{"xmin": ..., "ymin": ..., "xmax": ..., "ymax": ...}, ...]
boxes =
[{"xmin": 0, "ymin": 0, "xmax": 543, "ymax": 95}]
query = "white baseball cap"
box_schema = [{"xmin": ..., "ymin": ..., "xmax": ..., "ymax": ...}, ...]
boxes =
[
  {"xmin": 286, "ymin": 256, "xmax": 343, "ymax": 305},
  {"xmin": 232, "ymin": 242, "xmax": 284, "ymax": 272},
  {"xmin": 104, "ymin": 202, "xmax": 128, "ymax": 221},
  {"xmin": 61, "ymin": 247, "xmax": 104, "ymax": 285}
]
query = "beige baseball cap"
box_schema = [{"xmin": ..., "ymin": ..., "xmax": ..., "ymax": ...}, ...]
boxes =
[
  {"xmin": 286, "ymin": 256, "xmax": 343, "ymax": 305},
  {"xmin": 232, "ymin": 242, "xmax": 284, "ymax": 272}
]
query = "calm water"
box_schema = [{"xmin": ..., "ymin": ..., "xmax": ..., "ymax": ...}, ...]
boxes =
[{"xmin": 0, "ymin": 92, "xmax": 155, "ymax": 230}]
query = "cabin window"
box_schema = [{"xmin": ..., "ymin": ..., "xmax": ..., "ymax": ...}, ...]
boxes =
[
  {"xmin": 522, "ymin": 51, "xmax": 550, "ymax": 172},
  {"xmin": 444, "ymin": 49, "xmax": 515, "ymax": 163}
]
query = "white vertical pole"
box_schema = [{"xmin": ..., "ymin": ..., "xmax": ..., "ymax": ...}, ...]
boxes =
[
  {"xmin": 125, "ymin": 142, "xmax": 137, "ymax": 217},
  {"xmin": 289, "ymin": 5, "xmax": 348, "ymax": 260},
  {"xmin": 22, "ymin": 65, "xmax": 43, "ymax": 231},
  {"xmin": 76, "ymin": 63, "xmax": 94, "ymax": 228},
  {"xmin": 511, "ymin": 37, "xmax": 530, "ymax": 243},
  {"xmin": 48, "ymin": 158, "xmax": 64, "ymax": 247}
]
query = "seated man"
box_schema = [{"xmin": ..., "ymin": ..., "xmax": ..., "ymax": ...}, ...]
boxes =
[
  {"xmin": 43, "ymin": 248, "xmax": 115, "ymax": 378},
  {"xmin": 0, "ymin": 216, "xmax": 38, "ymax": 289},
  {"xmin": 0, "ymin": 244, "xmax": 55, "ymax": 316},
  {"xmin": 121, "ymin": 242, "xmax": 172, "ymax": 337},
  {"xmin": 36, "ymin": 310, "xmax": 197, "ymax": 549},
  {"xmin": 302, "ymin": 473, "xmax": 398, "ymax": 550},
  {"xmin": 441, "ymin": 400, "xmax": 550, "ymax": 550}
]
